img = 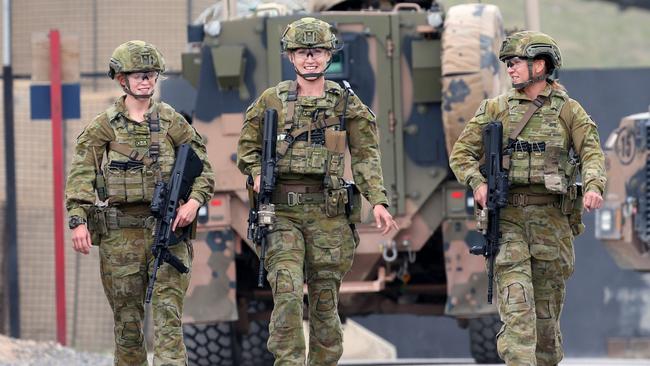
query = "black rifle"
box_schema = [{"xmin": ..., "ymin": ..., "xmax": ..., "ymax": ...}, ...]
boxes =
[
  {"xmin": 247, "ymin": 109, "xmax": 278, "ymax": 287},
  {"xmin": 470, "ymin": 121, "xmax": 509, "ymax": 304},
  {"xmin": 145, "ymin": 144, "xmax": 204, "ymax": 303}
]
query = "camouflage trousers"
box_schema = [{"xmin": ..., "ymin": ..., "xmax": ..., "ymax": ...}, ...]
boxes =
[
  {"xmin": 264, "ymin": 202, "xmax": 356, "ymax": 366},
  {"xmin": 99, "ymin": 209, "xmax": 192, "ymax": 366},
  {"xmin": 494, "ymin": 204, "xmax": 574, "ymax": 366}
]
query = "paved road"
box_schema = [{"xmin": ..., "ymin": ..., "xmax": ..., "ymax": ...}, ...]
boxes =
[{"xmin": 339, "ymin": 359, "xmax": 650, "ymax": 366}]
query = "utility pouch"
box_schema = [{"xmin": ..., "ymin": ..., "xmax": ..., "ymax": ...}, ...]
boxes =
[
  {"xmin": 95, "ymin": 173, "xmax": 108, "ymax": 202},
  {"xmin": 561, "ymin": 183, "xmax": 584, "ymax": 236},
  {"xmin": 325, "ymin": 129, "xmax": 347, "ymax": 154},
  {"xmin": 344, "ymin": 181, "xmax": 362, "ymax": 224},
  {"xmin": 87, "ymin": 206, "xmax": 109, "ymax": 246},
  {"xmin": 325, "ymin": 187, "xmax": 348, "ymax": 218}
]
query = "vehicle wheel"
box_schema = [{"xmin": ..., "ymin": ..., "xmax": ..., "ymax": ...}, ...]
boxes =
[
  {"xmin": 184, "ymin": 322, "xmax": 238, "ymax": 366},
  {"xmin": 469, "ymin": 314, "xmax": 504, "ymax": 364},
  {"xmin": 239, "ymin": 300, "xmax": 274, "ymax": 366}
]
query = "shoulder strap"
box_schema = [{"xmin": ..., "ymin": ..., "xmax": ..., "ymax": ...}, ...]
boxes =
[
  {"xmin": 108, "ymin": 141, "xmax": 154, "ymax": 166},
  {"xmin": 107, "ymin": 111, "xmax": 162, "ymax": 167},
  {"xmin": 149, "ymin": 111, "xmax": 160, "ymax": 163},
  {"xmin": 508, "ymin": 94, "xmax": 548, "ymax": 140},
  {"xmin": 284, "ymin": 81, "xmax": 298, "ymax": 132},
  {"xmin": 558, "ymin": 99, "xmax": 573, "ymax": 140}
]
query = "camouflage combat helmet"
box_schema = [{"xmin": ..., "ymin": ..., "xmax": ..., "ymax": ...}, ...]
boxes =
[
  {"xmin": 499, "ymin": 31, "xmax": 562, "ymax": 89},
  {"xmin": 281, "ymin": 17, "xmax": 339, "ymax": 52},
  {"xmin": 108, "ymin": 40, "xmax": 165, "ymax": 79}
]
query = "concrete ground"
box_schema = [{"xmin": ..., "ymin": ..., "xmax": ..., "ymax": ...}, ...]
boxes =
[{"xmin": 339, "ymin": 359, "xmax": 650, "ymax": 365}]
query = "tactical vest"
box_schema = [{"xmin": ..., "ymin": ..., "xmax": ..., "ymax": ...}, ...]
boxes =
[
  {"xmin": 504, "ymin": 90, "xmax": 572, "ymax": 194},
  {"xmin": 102, "ymin": 103, "xmax": 177, "ymax": 204},
  {"xmin": 264, "ymin": 80, "xmax": 347, "ymax": 182}
]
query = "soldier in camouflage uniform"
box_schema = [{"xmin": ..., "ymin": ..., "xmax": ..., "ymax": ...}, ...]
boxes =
[
  {"xmin": 237, "ymin": 17, "xmax": 398, "ymax": 366},
  {"xmin": 450, "ymin": 31, "xmax": 606, "ymax": 366},
  {"xmin": 65, "ymin": 40, "xmax": 214, "ymax": 366}
]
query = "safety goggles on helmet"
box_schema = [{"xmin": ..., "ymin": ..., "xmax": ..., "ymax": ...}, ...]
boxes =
[
  {"xmin": 505, "ymin": 57, "xmax": 528, "ymax": 69},
  {"xmin": 127, "ymin": 71, "xmax": 159, "ymax": 82},
  {"xmin": 292, "ymin": 48, "xmax": 328, "ymax": 61}
]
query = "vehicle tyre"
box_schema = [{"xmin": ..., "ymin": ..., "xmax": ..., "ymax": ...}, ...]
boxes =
[
  {"xmin": 184, "ymin": 322, "xmax": 238, "ymax": 366},
  {"xmin": 469, "ymin": 314, "xmax": 504, "ymax": 364},
  {"xmin": 239, "ymin": 300, "xmax": 274, "ymax": 366}
]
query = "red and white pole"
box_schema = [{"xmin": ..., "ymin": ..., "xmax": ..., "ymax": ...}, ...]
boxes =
[{"xmin": 49, "ymin": 29, "xmax": 67, "ymax": 346}]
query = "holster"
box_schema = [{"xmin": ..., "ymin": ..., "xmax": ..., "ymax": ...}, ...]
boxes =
[{"xmin": 561, "ymin": 183, "xmax": 584, "ymax": 236}]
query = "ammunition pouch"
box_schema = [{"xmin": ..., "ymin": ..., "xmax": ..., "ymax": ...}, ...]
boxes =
[
  {"xmin": 561, "ymin": 183, "xmax": 584, "ymax": 236},
  {"xmin": 105, "ymin": 160, "xmax": 156, "ymax": 204}
]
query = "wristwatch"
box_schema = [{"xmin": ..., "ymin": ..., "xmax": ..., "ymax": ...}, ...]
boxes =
[{"xmin": 68, "ymin": 216, "xmax": 87, "ymax": 229}]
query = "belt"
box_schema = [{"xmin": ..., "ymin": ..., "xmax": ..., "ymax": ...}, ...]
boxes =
[
  {"xmin": 276, "ymin": 183, "xmax": 324, "ymax": 194},
  {"xmin": 117, "ymin": 215, "xmax": 156, "ymax": 229},
  {"xmin": 106, "ymin": 210, "xmax": 156, "ymax": 230},
  {"xmin": 272, "ymin": 191, "xmax": 325, "ymax": 206},
  {"xmin": 507, "ymin": 193, "xmax": 560, "ymax": 207}
]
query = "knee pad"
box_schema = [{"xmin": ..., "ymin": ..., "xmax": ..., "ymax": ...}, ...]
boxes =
[{"xmin": 504, "ymin": 282, "xmax": 532, "ymax": 312}]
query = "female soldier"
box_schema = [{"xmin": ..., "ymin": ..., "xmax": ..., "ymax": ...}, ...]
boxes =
[
  {"xmin": 450, "ymin": 31, "xmax": 606, "ymax": 366},
  {"xmin": 237, "ymin": 17, "xmax": 398, "ymax": 366},
  {"xmin": 65, "ymin": 40, "xmax": 214, "ymax": 365}
]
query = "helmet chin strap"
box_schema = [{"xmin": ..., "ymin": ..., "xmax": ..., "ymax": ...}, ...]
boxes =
[
  {"xmin": 512, "ymin": 59, "xmax": 548, "ymax": 89},
  {"xmin": 122, "ymin": 77, "xmax": 154, "ymax": 100}
]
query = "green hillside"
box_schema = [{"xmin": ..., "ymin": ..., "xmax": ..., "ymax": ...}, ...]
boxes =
[{"xmin": 438, "ymin": 0, "xmax": 650, "ymax": 69}]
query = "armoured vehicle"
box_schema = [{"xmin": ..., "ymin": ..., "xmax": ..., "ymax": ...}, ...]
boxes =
[
  {"xmin": 595, "ymin": 106, "xmax": 650, "ymax": 271},
  {"xmin": 162, "ymin": 0, "xmax": 509, "ymax": 364}
]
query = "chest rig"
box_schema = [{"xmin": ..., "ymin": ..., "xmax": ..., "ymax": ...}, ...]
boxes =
[
  {"xmin": 274, "ymin": 80, "xmax": 347, "ymax": 188},
  {"xmin": 504, "ymin": 90, "xmax": 572, "ymax": 193},
  {"xmin": 100, "ymin": 108, "xmax": 175, "ymax": 205}
]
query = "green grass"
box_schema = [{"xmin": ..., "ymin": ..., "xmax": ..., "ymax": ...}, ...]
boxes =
[{"xmin": 438, "ymin": 0, "xmax": 650, "ymax": 68}]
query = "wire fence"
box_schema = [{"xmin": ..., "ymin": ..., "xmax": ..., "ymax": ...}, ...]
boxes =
[{"xmin": 0, "ymin": 0, "xmax": 218, "ymax": 352}]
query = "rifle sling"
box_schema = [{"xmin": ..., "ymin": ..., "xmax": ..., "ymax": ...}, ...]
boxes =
[
  {"xmin": 509, "ymin": 95, "xmax": 548, "ymax": 140},
  {"xmin": 502, "ymin": 94, "xmax": 548, "ymax": 170},
  {"xmin": 276, "ymin": 116, "xmax": 340, "ymax": 158},
  {"xmin": 108, "ymin": 111, "xmax": 161, "ymax": 168}
]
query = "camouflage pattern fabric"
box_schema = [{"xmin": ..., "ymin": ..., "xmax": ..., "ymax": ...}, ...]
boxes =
[
  {"xmin": 265, "ymin": 203, "xmax": 355, "ymax": 366},
  {"xmin": 237, "ymin": 79, "xmax": 388, "ymax": 365},
  {"xmin": 66, "ymin": 95, "xmax": 215, "ymax": 220},
  {"xmin": 109, "ymin": 40, "xmax": 165, "ymax": 79},
  {"xmin": 449, "ymin": 84, "xmax": 606, "ymax": 365},
  {"xmin": 281, "ymin": 17, "xmax": 338, "ymax": 51},
  {"xmin": 99, "ymin": 207, "xmax": 192, "ymax": 366},
  {"xmin": 65, "ymin": 95, "xmax": 214, "ymax": 365},
  {"xmin": 238, "ymin": 80, "xmax": 388, "ymax": 206},
  {"xmin": 495, "ymin": 204, "xmax": 573, "ymax": 366},
  {"xmin": 449, "ymin": 84, "xmax": 606, "ymax": 195},
  {"xmin": 498, "ymin": 31, "xmax": 562, "ymax": 70}
]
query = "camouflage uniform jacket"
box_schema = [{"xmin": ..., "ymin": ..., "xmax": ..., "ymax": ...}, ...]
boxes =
[
  {"xmin": 65, "ymin": 95, "xmax": 215, "ymax": 220},
  {"xmin": 450, "ymin": 84, "xmax": 606, "ymax": 195},
  {"xmin": 237, "ymin": 80, "xmax": 389, "ymax": 207}
]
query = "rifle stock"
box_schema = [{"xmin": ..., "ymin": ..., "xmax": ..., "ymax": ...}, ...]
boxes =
[
  {"xmin": 470, "ymin": 121, "xmax": 509, "ymax": 304},
  {"xmin": 145, "ymin": 144, "xmax": 204, "ymax": 304}
]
